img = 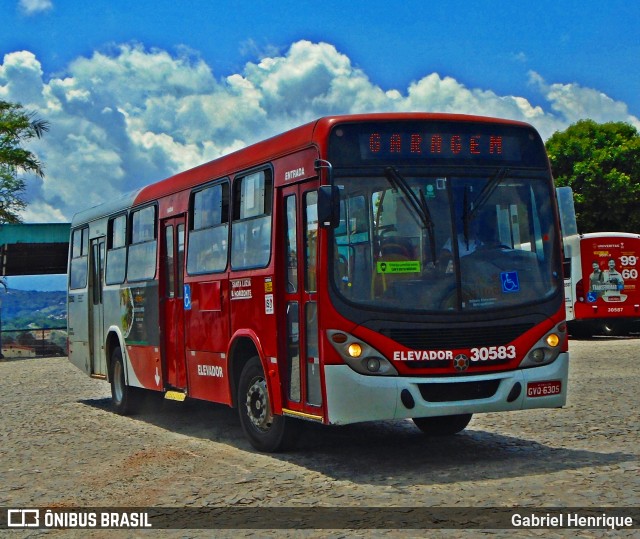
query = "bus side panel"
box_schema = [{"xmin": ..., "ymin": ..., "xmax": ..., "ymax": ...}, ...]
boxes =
[
  {"xmin": 184, "ymin": 279, "xmax": 232, "ymax": 405},
  {"xmin": 68, "ymin": 289, "xmax": 90, "ymax": 374},
  {"xmin": 563, "ymin": 234, "xmax": 581, "ymax": 322},
  {"xmin": 574, "ymin": 236, "xmax": 640, "ymax": 322},
  {"xmin": 103, "ymin": 282, "xmax": 161, "ymax": 389},
  {"xmin": 229, "ymin": 272, "xmax": 281, "ymax": 407},
  {"xmin": 125, "ymin": 344, "xmax": 162, "ymax": 390},
  {"xmin": 185, "ymin": 351, "xmax": 231, "ymax": 403}
]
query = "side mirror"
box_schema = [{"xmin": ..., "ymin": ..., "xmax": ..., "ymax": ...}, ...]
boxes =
[{"xmin": 317, "ymin": 185, "xmax": 340, "ymax": 228}]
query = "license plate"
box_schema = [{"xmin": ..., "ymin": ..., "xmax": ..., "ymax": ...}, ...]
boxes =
[{"xmin": 526, "ymin": 380, "xmax": 562, "ymax": 398}]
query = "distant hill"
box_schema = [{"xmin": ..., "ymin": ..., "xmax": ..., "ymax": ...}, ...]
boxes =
[
  {"xmin": 1, "ymin": 289, "xmax": 67, "ymax": 330},
  {"xmin": 7, "ymin": 274, "xmax": 67, "ymax": 292}
]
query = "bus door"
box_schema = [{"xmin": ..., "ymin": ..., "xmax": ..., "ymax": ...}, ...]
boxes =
[
  {"xmin": 89, "ymin": 237, "xmax": 106, "ymax": 376},
  {"xmin": 160, "ymin": 216, "xmax": 187, "ymax": 390},
  {"xmin": 280, "ymin": 182, "xmax": 323, "ymax": 417}
]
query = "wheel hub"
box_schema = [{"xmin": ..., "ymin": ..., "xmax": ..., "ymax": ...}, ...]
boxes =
[{"xmin": 246, "ymin": 377, "xmax": 272, "ymax": 431}]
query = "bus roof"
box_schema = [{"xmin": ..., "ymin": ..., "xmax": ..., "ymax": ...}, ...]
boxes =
[
  {"xmin": 577, "ymin": 232, "xmax": 640, "ymax": 239},
  {"xmin": 73, "ymin": 113, "xmax": 536, "ymax": 225},
  {"xmin": 134, "ymin": 113, "xmax": 535, "ymax": 207}
]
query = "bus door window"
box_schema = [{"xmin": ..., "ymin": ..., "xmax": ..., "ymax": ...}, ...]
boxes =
[
  {"xmin": 164, "ymin": 226, "xmax": 175, "ymax": 298},
  {"xmin": 90, "ymin": 239, "xmax": 105, "ymax": 306},
  {"xmin": 161, "ymin": 217, "xmax": 187, "ymax": 389},
  {"xmin": 163, "ymin": 223, "xmax": 186, "ymax": 301},
  {"xmin": 89, "ymin": 237, "xmax": 106, "ymax": 376},
  {"xmin": 283, "ymin": 195, "xmax": 300, "ymax": 402},
  {"xmin": 285, "ymin": 195, "xmax": 298, "ymax": 293},
  {"xmin": 176, "ymin": 224, "xmax": 185, "ymax": 299},
  {"xmin": 304, "ymin": 190, "xmax": 321, "ymax": 407},
  {"xmin": 281, "ymin": 186, "xmax": 321, "ymax": 409},
  {"xmin": 286, "ymin": 301, "xmax": 300, "ymax": 402}
]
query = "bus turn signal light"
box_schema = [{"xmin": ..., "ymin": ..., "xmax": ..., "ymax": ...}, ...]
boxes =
[{"xmin": 546, "ymin": 333, "xmax": 560, "ymax": 347}]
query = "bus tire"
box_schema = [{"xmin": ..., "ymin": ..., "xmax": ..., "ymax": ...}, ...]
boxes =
[
  {"xmin": 237, "ymin": 356, "xmax": 297, "ymax": 452},
  {"xmin": 412, "ymin": 413, "xmax": 472, "ymax": 436},
  {"xmin": 110, "ymin": 346, "xmax": 140, "ymax": 416}
]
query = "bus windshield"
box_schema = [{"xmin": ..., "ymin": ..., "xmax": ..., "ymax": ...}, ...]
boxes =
[{"xmin": 331, "ymin": 171, "xmax": 561, "ymax": 312}]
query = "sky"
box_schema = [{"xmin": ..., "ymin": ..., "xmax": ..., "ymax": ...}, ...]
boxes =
[{"xmin": 1, "ymin": 0, "xmax": 639, "ymax": 290}]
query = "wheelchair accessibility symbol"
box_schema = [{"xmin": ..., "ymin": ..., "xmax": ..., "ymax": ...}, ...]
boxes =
[
  {"xmin": 500, "ymin": 271, "xmax": 520, "ymax": 293},
  {"xmin": 184, "ymin": 284, "xmax": 192, "ymax": 310}
]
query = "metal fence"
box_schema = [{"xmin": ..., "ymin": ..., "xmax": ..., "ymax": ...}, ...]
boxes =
[{"xmin": 0, "ymin": 327, "xmax": 67, "ymax": 359}]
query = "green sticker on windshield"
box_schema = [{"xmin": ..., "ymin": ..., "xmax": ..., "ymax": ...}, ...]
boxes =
[{"xmin": 376, "ymin": 260, "xmax": 421, "ymax": 274}]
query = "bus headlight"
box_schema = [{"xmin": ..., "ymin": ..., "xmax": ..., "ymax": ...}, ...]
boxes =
[
  {"xmin": 327, "ymin": 330, "xmax": 398, "ymax": 376},
  {"xmin": 365, "ymin": 357, "xmax": 381, "ymax": 373},
  {"xmin": 530, "ymin": 348, "xmax": 546, "ymax": 363},
  {"xmin": 519, "ymin": 323, "xmax": 566, "ymax": 368}
]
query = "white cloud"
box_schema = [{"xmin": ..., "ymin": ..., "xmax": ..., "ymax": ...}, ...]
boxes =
[
  {"xmin": 528, "ymin": 71, "xmax": 640, "ymax": 132},
  {"xmin": 1, "ymin": 41, "xmax": 638, "ymax": 223},
  {"xmin": 18, "ymin": 0, "xmax": 53, "ymax": 16},
  {"xmin": 511, "ymin": 52, "xmax": 528, "ymax": 63}
]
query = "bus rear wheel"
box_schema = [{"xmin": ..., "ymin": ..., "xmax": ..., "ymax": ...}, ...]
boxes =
[
  {"xmin": 110, "ymin": 347, "xmax": 141, "ymax": 415},
  {"xmin": 412, "ymin": 413, "xmax": 472, "ymax": 436},
  {"xmin": 237, "ymin": 356, "xmax": 298, "ymax": 452}
]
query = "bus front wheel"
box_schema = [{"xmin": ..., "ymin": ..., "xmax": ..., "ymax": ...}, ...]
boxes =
[
  {"xmin": 412, "ymin": 413, "xmax": 472, "ymax": 436},
  {"xmin": 237, "ymin": 356, "xmax": 297, "ymax": 452}
]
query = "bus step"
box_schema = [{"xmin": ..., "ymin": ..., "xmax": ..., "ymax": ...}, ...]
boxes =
[{"xmin": 164, "ymin": 390, "xmax": 187, "ymax": 402}]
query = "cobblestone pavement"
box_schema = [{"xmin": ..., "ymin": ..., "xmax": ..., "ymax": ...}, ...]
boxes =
[{"xmin": 1, "ymin": 337, "xmax": 638, "ymax": 538}]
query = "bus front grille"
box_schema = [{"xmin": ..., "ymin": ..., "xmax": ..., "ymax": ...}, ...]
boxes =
[
  {"xmin": 381, "ymin": 323, "xmax": 533, "ymax": 350},
  {"xmin": 417, "ymin": 380, "xmax": 501, "ymax": 402}
]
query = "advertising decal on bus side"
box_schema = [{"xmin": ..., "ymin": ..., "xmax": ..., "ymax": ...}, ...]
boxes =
[{"xmin": 581, "ymin": 239, "xmax": 638, "ymax": 307}]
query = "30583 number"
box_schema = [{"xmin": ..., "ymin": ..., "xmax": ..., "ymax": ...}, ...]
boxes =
[{"xmin": 470, "ymin": 346, "xmax": 516, "ymax": 361}]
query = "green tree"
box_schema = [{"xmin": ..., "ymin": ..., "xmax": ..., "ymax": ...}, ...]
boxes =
[
  {"xmin": 0, "ymin": 100, "xmax": 50, "ymax": 223},
  {"xmin": 545, "ymin": 119, "xmax": 640, "ymax": 233}
]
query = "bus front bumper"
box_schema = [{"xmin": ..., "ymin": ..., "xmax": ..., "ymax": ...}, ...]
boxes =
[{"xmin": 324, "ymin": 352, "xmax": 568, "ymax": 425}]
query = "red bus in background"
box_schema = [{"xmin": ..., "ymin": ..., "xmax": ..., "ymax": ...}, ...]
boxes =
[
  {"xmin": 68, "ymin": 113, "xmax": 568, "ymax": 452},
  {"xmin": 564, "ymin": 232, "xmax": 640, "ymax": 337}
]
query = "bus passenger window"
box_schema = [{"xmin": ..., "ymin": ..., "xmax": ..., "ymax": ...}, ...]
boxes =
[
  {"xmin": 106, "ymin": 214, "xmax": 127, "ymax": 284},
  {"xmin": 128, "ymin": 206, "xmax": 157, "ymax": 281},
  {"xmin": 231, "ymin": 170, "xmax": 273, "ymax": 270},
  {"xmin": 69, "ymin": 227, "xmax": 89, "ymax": 289},
  {"xmin": 187, "ymin": 182, "xmax": 229, "ymax": 274}
]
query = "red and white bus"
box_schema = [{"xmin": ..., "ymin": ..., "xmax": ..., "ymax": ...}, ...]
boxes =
[
  {"xmin": 68, "ymin": 113, "xmax": 568, "ymax": 451},
  {"xmin": 563, "ymin": 232, "xmax": 640, "ymax": 337}
]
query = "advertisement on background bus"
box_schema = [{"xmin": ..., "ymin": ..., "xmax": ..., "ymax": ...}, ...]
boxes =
[{"xmin": 564, "ymin": 232, "xmax": 640, "ymax": 336}]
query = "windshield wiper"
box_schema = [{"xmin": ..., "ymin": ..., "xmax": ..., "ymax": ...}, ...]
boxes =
[
  {"xmin": 462, "ymin": 167, "xmax": 510, "ymax": 244},
  {"xmin": 384, "ymin": 167, "xmax": 437, "ymax": 265}
]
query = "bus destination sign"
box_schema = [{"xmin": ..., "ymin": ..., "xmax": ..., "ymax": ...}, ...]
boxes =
[
  {"xmin": 360, "ymin": 131, "xmax": 521, "ymax": 162},
  {"xmin": 328, "ymin": 121, "xmax": 547, "ymax": 167}
]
